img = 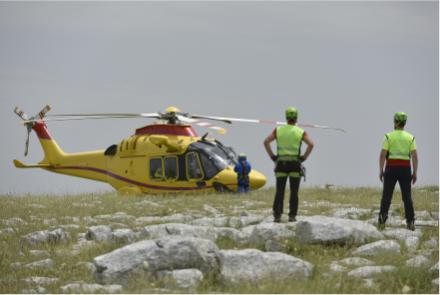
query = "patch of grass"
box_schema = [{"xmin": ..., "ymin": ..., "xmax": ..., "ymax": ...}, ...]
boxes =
[{"xmin": 0, "ymin": 186, "xmax": 438, "ymax": 293}]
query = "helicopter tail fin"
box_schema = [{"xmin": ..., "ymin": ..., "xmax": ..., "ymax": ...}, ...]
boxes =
[{"xmin": 32, "ymin": 121, "xmax": 66, "ymax": 164}]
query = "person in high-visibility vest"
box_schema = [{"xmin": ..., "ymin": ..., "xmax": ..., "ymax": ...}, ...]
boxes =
[
  {"xmin": 379, "ymin": 112, "xmax": 418, "ymax": 231},
  {"xmin": 264, "ymin": 107, "xmax": 314, "ymax": 223}
]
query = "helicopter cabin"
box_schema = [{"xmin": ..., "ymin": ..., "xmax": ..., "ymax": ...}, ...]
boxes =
[{"xmin": 103, "ymin": 124, "xmax": 238, "ymax": 192}]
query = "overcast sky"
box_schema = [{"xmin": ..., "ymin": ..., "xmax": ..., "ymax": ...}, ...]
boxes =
[{"xmin": 0, "ymin": 1, "xmax": 438, "ymax": 195}]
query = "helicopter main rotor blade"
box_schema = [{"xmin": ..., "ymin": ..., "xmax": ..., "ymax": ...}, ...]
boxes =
[
  {"xmin": 191, "ymin": 114, "xmax": 346, "ymax": 133},
  {"xmin": 23, "ymin": 113, "xmax": 161, "ymax": 124},
  {"xmin": 177, "ymin": 115, "xmax": 226, "ymax": 134},
  {"xmin": 47, "ymin": 112, "xmax": 160, "ymax": 118}
]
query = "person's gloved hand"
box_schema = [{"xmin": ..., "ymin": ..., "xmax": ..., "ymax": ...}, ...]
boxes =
[
  {"xmin": 299, "ymin": 155, "xmax": 305, "ymax": 162},
  {"xmin": 271, "ymin": 155, "xmax": 278, "ymax": 162}
]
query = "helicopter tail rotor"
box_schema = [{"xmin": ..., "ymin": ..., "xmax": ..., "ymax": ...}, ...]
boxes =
[{"xmin": 14, "ymin": 105, "xmax": 51, "ymax": 156}]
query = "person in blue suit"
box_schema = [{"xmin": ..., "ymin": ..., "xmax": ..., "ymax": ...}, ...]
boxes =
[{"xmin": 234, "ymin": 153, "xmax": 252, "ymax": 193}]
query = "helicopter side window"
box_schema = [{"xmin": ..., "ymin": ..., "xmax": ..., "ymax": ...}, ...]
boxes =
[
  {"xmin": 186, "ymin": 152, "xmax": 203, "ymax": 180},
  {"xmin": 164, "ymin": 157, "xmax": 178, "ymax": 180},
  {"xmin": 149, "ymin": 158, "xmax": 163, "ymax": 180}
]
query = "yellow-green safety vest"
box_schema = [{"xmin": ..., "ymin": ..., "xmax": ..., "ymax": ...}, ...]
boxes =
[
  {"xmin": 276, "ymin": 125, "xmax": 304, "ymax": 159},
  {"xmin": 382, "ymin": 130, "xmax": 416, "ymax": 160}
]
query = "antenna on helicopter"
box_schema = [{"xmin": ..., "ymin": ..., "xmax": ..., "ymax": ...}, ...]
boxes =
[{"xmin": 14, "ymin": 105, "xmax": 51, "ymax": 156}]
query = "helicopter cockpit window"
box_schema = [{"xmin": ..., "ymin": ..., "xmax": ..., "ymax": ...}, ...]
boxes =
[
  {"xmin": 164, "ymin": 157, "xmax": 178, "ymax": 180},
  {"xmin": 186, "ymin": 152, "xmax": 203, "ymax": 180},
  {"xmin": 150, "ymin": 158, "xmax": 163, "ymax": 180}
]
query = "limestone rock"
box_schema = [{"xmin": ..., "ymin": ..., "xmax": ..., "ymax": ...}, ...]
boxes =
[
  {"xmin": 422, "ymin": 238, "xmax": 438, "ymax": 249},
  {"xmin": 405, "ymin": 255, "xmax": 430, "ymax": 268},
  {"xmin": 382, "ymin": 228, "xmax": 422, "ymax": 241},
  {"xmin": 135, "ymin": 214, "xmax": 192, "ymax": 225},
  {"xmin": 3, "ymin": 217, "xmax": 27, "ymax": 227},
  {"xmin": 112, "ymin": 229, "xmax": 136, "ymax": 244},
  {"xmin": 21, "ymin": 228, "xmax": 70, "ymax": 246},
  {"xmin": 0, "ymin": 227, "xmax": 15, "ymax": 235},
  {"xmin": 93, "ymin": 236, "xmax": 220, "ymax": 285},
  {"xmin": 94, "ymin": 212, "xmax": 135, "ymax": 223},
  {"xmin": 219, "ymin": 249, "xmax": 313, "ymax": 285},
  {"xmin": 60, "ymin": 282, "xmax": 123, "ymax": 293},
  {"xmin": 404, "ymin": 236, "xmax": 420, "ymax": 252},
  {"xmin": 141, "ymin": 223, "xmax": 216, "ymax": 241},
  {"xmin": 20, "ymin": 286, "xmax": 47, "ymax": 294},
  {"xmin": 156, "ymin": 269, "xmax": 203, "ymax": 291},
  {"xmin": 229, "ymin": 215, "xmax": 265, "ymax": 228},
  {"xmin": 352, "ymin": 240, "xmax": 400, "ymax": 257},
  {"xmin": 265, "ymin": 239, "xmax": 287, "ymax": 252},
  {"xmin": 85, "ymin": 225, "xmax": 113, "ymax": 242},
  {"xmin": 22, "ymin": 276, "xmax": 59, "ymax": 286},
  {"xmin": 23, "ymin": 259, "xmax": 54, "ymax": 270},
  {"xmin": 246, "ymin": 222, "xmax": 296, "ymax": 245},
  {"xmin": 329, "ymin": 262, "xmax": 348, "ymax": 273},
  {"xmin": 296, "ymin": 215, "xmax": 383, "ymax": 245},
  {"xmin": 347, "ymin": 265, "xmax": 396, "ymax": 277},
  {"xmin": 190, "ymin": 217, "xmax": 229, "ymax": 227}
]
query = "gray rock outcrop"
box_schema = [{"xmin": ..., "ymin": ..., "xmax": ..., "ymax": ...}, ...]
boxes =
[
  {"xmin": 352, "ymin": 240, "xmax": 401, "ymax": 257},
  {"xmin": 219, "ymin": 249, "xmax": 313, "ymax": 285},
  {"xmin": 60, "ymin": 282, "xmax": 123, "ymax": 293},
  {"xmin": 405, "ymin": 255, "xmax": 430, "ymax": 268},
  {"xmin": 296, "ymin": 215, "xmax": 383, "ymax": 245},
  {"xmin": 141, "ymin": 223, "xmax": 216, "ymax": 241},
  {"xmin": 156, "ymin": 269, "xmax": 204, "ymax": 291},
  {"xmin": 86, "ymin": 225, "xmax": 113, "ymax": 242},
  {"xmin": 93, "ymin": 236, "xmax": 220, "ymax": 285},
  {"xmin": 347, "ymin": 265, "xmax": 396, "ymax": 277},
  {"xmin": 23, "ymin": 259, "xmax": 54, "ymax": 270},
  {"xmin": 20, "ymin": 228, "xmax": 70, "ymax": 246}
]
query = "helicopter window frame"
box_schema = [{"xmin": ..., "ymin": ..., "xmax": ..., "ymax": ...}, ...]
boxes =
[
  {"xmin": 149, "ymin": 157, "xmax": 164, "ymax": 181},
  {"xmin": 185, "ymin": 152, "xmax": 204, "ymax": 181},
  {"xmin": 164, "ymin": 156, "xmax": 179, "ymax": 181}
]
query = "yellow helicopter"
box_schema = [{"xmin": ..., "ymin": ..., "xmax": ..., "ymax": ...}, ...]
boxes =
[{"xmin": 13, "ymin": 105, "xmax": 345, "ymax": 194}]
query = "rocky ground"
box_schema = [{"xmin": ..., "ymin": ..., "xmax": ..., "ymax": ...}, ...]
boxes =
[{"xmin": 0, "ymin": 187, "xmax": 438, "ymax": 293}]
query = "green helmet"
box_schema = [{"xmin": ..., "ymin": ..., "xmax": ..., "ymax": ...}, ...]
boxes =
[
  {"xmin": 285, "ymin": 107, "xmax": 298, "ymax": 120},
  {"xmin": 394, "ymin": 112, "xmax": 407, "ymax": 123}
]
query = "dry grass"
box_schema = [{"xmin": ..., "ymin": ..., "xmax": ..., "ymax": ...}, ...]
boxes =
[{"xmin": 0, "ymin": 186, "xmax": 438, "ymax": 293}]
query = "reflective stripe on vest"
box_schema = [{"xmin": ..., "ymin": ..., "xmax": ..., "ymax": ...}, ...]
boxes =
[
  {"xmin": 385, "ymin": 130, "xmax": 414, "ymax": 160},
  {"xmin": 276, "ymin": 125, "xmax": 304, "ymax": 157}
]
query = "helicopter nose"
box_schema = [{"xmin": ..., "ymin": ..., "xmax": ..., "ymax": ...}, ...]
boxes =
[{"xmin": 249, "ymin": 170, "xmax": 266, "ymax": 190}]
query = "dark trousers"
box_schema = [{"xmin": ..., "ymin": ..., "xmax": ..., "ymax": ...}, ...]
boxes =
[
  {"xmin": 379, "ymin": 166, "xmax": 414, "ymax": 223},
  {"xmin": 273, "ymin": 176, "xmax": 300, "ymax": 218}
]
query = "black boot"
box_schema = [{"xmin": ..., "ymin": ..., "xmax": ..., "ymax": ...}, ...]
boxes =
[
  {"xmin": 378, "ymin": 214, "xmax": 387, "ymax": 230},
  {"xmin": 406, "ymin": 220, "xmax": 415, "ymax": 231}
]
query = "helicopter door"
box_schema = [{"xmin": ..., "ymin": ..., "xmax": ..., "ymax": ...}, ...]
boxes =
[{"xmin": 185, "ymin": 152, "xmax": 205, "ymax": 187}]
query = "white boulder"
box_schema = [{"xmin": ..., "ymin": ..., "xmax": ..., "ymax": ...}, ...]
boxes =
[
  {"xmin": 86, "ymin": 225, "xmax": 113, "ymax": 242},
  {"xmin": 20, "ymin": 228, "xmax": 70, "ymax": 246},
  {"xmin": 141, "ymin": 223, "xmax": 216, "ymax": 241},
  {"xmin": 405, "ymin": 255, "xmax": 430, "ymax": 268},
  {"xmin": 347, "ymin": 265, "xmax": 396, "ymax": 277},
  {"xmin": 219, "ymin": 249, "xmax": 313, "ymax": 285},
  {"xmin": 296, "ymin": 215, "xmax": 384, "ymax": 245},
  {"xmin": 352, "ymin": 240, "xmax": 401, "ymax": 257},
  {"xmin": 93, "ymin": 236, "xmax": 220, "ymax": 285},
  {"xmin": 60, "ymin": 282, "xmax": 123, "ymax": 293},
  {"xmin": 156, "ymin": 269, "xmax": 204, "ymax": 291}
]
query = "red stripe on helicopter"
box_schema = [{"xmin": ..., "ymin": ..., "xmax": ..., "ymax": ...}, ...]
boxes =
[
  {"xmin": 135, "ymin": 125, "xmax": 198, "ymax": 137},
  {"xmin": 32, "ymin": 121, "xmax": 52, "ymax": 139},
  {"xmin": 50, "ymin": 165, "xmax": 218, "ymax": 191}
]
